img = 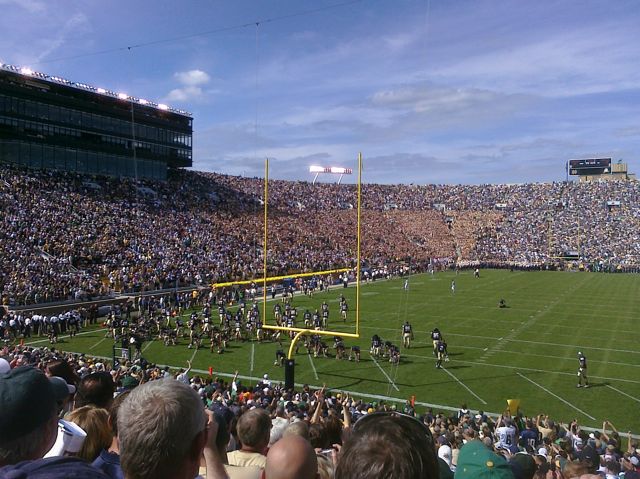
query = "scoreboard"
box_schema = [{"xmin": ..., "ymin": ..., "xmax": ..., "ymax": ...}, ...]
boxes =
[{"xmin": 569, "ymin": 158, "xmax": 611, "ymax": 176}]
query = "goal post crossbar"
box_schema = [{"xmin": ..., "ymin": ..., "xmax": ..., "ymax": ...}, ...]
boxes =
[{"xmin": 212, "ymin": 268, "xmax": 351, "ymax": 289}]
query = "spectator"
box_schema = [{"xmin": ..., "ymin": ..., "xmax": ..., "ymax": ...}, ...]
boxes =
[
  {"xmin": 227, "ymin": 408, "xmax": 271, "ymax": 469},
  {"xmin": 335, "ymin": 412, "xmax": 439, "ymax": 479},
  {"xmin": 263, "ymin": 434, "xmax": 318, "ymax": 479},
  {"xmin": 0, "ymin": 366, "xmax": 109, "ymax": 478},
  {"xmin": 0, "ymin": 367, "xmax": 59, "ymax": 466},
  {"xmin": 454, "ymin": 440, "xmax": 515, "ymax": 479},
  {"xmin": 117, "ymin": 378, "xmax": 227, "ymax": 479},
  {"xmin": 92, "ymin": 391, "xmax": 129, "ymax": 479},
  {"xmin": 75, "ymin": 372, "xmax": 116, "ymax": 410},
  {"xmin": 65, "ymin": 406, "xmax": 112, "ymax": 462}
]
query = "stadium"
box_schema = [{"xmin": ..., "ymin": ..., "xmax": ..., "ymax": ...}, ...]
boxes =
[{"xmin": 1, "ymin": 2, "xmax": 640, "ymax": 479}]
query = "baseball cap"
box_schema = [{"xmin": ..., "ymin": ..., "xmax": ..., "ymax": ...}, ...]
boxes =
[
  {"xmin": 49, "ymin": 376, "xmax": 76, "ymax": 402},
  {"xmin": 630, "ymin": 456, "xmax": 639, "ymax": 467},
  {"xmin": 455, "ymin": 440, "xmax": 516, "ymax": 479},
  {"xmin": 0, "ymin": 366, "xmax": 57, "ymax": 441}
]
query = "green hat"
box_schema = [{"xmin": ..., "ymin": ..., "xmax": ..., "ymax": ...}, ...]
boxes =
[
  {"xmin": 121, "ymin": 375, "xmax": 140, "ymax": 390},
  {"xmin": 0, "ymin": 367, "xmax": 56, "ymax": 441},
  {"xmin": 455, "ymin": 441, "xmax": 515, "ymax": 479}
]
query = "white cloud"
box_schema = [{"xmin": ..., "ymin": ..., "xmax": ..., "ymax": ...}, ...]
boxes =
[
  {"xmin": 165, "ymin": 86, "xmax": 203, "ymax": 102},
  {"xmin": 0, "ymin": 0, "xmax": 46, "ymax": 14},
  {"xmin": 174, "ymin": 69, "xmax": 210, "ymax": 86},
  {"xmin": 163, "ymin": 69, "xmax": 211, "ymax": 104}
]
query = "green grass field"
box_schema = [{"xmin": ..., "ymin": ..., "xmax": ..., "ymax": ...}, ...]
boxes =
[{"xmin": 28, "ymin": 269, "xmax": 640, "ymax": 433}]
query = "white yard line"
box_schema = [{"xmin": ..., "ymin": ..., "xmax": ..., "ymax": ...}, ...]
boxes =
[
  {"xmin": 606, "ymin": 384, "xmax": 640, "ymax": 404},
  {"xmin": 89, "ymin": 337, "xmax": 108, "ymax": 350},
  {"xmin": 307, "ymin": 354, "xmax": 320, "ymax": 381},
  {"xmin": 442, "ymin": 367, "xmax": 487, "ymax": 405},
  {"xmin": 370, "ymin": 355, "xmax": 400, "ymax": 392},
  {"xmin": 250, "ymin": 343, "xmax": 255, "ymax": 373},
  {"xmin": 189, "ymin": 346, "xmax": 198, "ymax": 364},
  {"xmin": 517, "ymin": 373, "xmax": 595, "ymax": 420},
  {"xmin": 25, "ymin": 328, "xmax": 98, "ymax": 345},
  {"xmin": 142, "ymin": 339, "xmax": 154, "ymax": 353}
]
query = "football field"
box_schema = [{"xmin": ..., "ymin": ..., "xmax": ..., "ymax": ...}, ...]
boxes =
[{"xmin": 30, "ymin": 269, "xmax": 640, "ymax": 433}]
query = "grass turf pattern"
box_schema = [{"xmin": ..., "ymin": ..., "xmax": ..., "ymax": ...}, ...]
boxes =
[{"xmin": 33, "ymin": 269, "xmax": 640, "ymax": 432}]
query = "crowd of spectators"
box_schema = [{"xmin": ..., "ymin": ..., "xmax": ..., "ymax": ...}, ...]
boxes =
[
  {"xmin": 2, "ymin": 166, "xmax": 640, "ymax": 306},
  {"xmin": 1, "ymin": 346, "xmax": 638, "ymax": 478}
]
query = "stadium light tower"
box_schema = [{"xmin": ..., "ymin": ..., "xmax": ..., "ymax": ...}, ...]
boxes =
[{"xmin": 309, "ymin": 165, "xmax": 353, "ymax": 185}]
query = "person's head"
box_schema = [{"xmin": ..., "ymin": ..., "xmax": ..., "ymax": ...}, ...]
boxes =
[
  {"xmin": 283, "ymin": 420, "xmax": 310, "ymax": 440},
  {"xmin": 0, "ymin": 367, "xmax": 59, "ymax": 466},
  {"xmin": 455, "ymin": 441, "xmax": 515, "ymax": 479},
  {"xmin": 263, "ymin": 435, "xmax": 319, "ymax": 479},
  {"xmin": 45, "ymin": 358, "xmax": 79, "ymax": 387},
  {"xmin": 65, "ymin": 406, "xmax": 111, "ymax": 462},
  {"xmin": 236, "ymin": 408, "xmax": 271, "ymax": 452},
  {"xmin": 75, "ymin": 372, "xmax": 116, "ymax": 410},
  {"xmin": 335, "ymin": 412, "xmax": 439, "ymax": 479},
  {"xmin": 117, "ymin": 379, "xmax": 207, "ymax": 479},
  {"xmin": 108, "ymin": 390, "xmax": 131, "ymax": 439}
]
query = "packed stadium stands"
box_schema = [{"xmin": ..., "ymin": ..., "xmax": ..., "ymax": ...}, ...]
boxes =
[{"xmin": 2, "ymin": 165, "xmax": 639, "ymax": 306}]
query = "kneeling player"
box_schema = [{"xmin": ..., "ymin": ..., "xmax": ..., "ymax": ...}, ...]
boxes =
[
  {"xmin": 274, "ymin": 349, "xmax": 286, "ymax": 366},
  {"xmin": 389, "ymin": 344, "xmax": 400, "ymax": 364},
  {"xmin": 334, "ymin": 336, "xmax": 346, "ymax": 360},
  {"xmin": 349, "ymin": 345, "xmax": 361, "ymax": 362},
  {"xmin": 371, "ymin": 334, "xmax": 382, "ymax": 357}
]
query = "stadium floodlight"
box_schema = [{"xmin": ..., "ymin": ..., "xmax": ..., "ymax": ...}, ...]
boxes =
[
  {"xmin": 138, "ymin": 98, "xmax": 149, "ymax": 105},
  {"xmin": 1, "ymin": 62, "xmax": 193, "ymax": 117},
  {"xmin": 309, "ymin": 165, "xmax": 353, "ymax": 185}
]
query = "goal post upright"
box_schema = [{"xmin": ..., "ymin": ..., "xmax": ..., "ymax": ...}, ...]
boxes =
[
  {"xmin": 255, "ymin": 155, "xmax": 362, "ymax": 387},
  {"xmin": 356, "ymin": 152, "xmax": 362, "ymax": 337},
  {"xmin": 262, "ymin": 157, "xmax": 269, "ymax": 328}
]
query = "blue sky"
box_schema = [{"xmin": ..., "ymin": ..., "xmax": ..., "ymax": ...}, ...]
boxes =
[{"xmin": 1, "ymin": 0, "xmax": 639, "ymax": 184}]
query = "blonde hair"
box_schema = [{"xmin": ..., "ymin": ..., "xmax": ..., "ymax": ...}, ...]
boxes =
[{"xmin": 65, "ymin": 406, "xmax": 112, "ymax": 462}]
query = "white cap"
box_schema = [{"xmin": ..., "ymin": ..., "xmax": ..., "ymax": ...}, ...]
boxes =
[{"xmin": 538, "ymin": 447, "xmax": 548, "ymax": 456}]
